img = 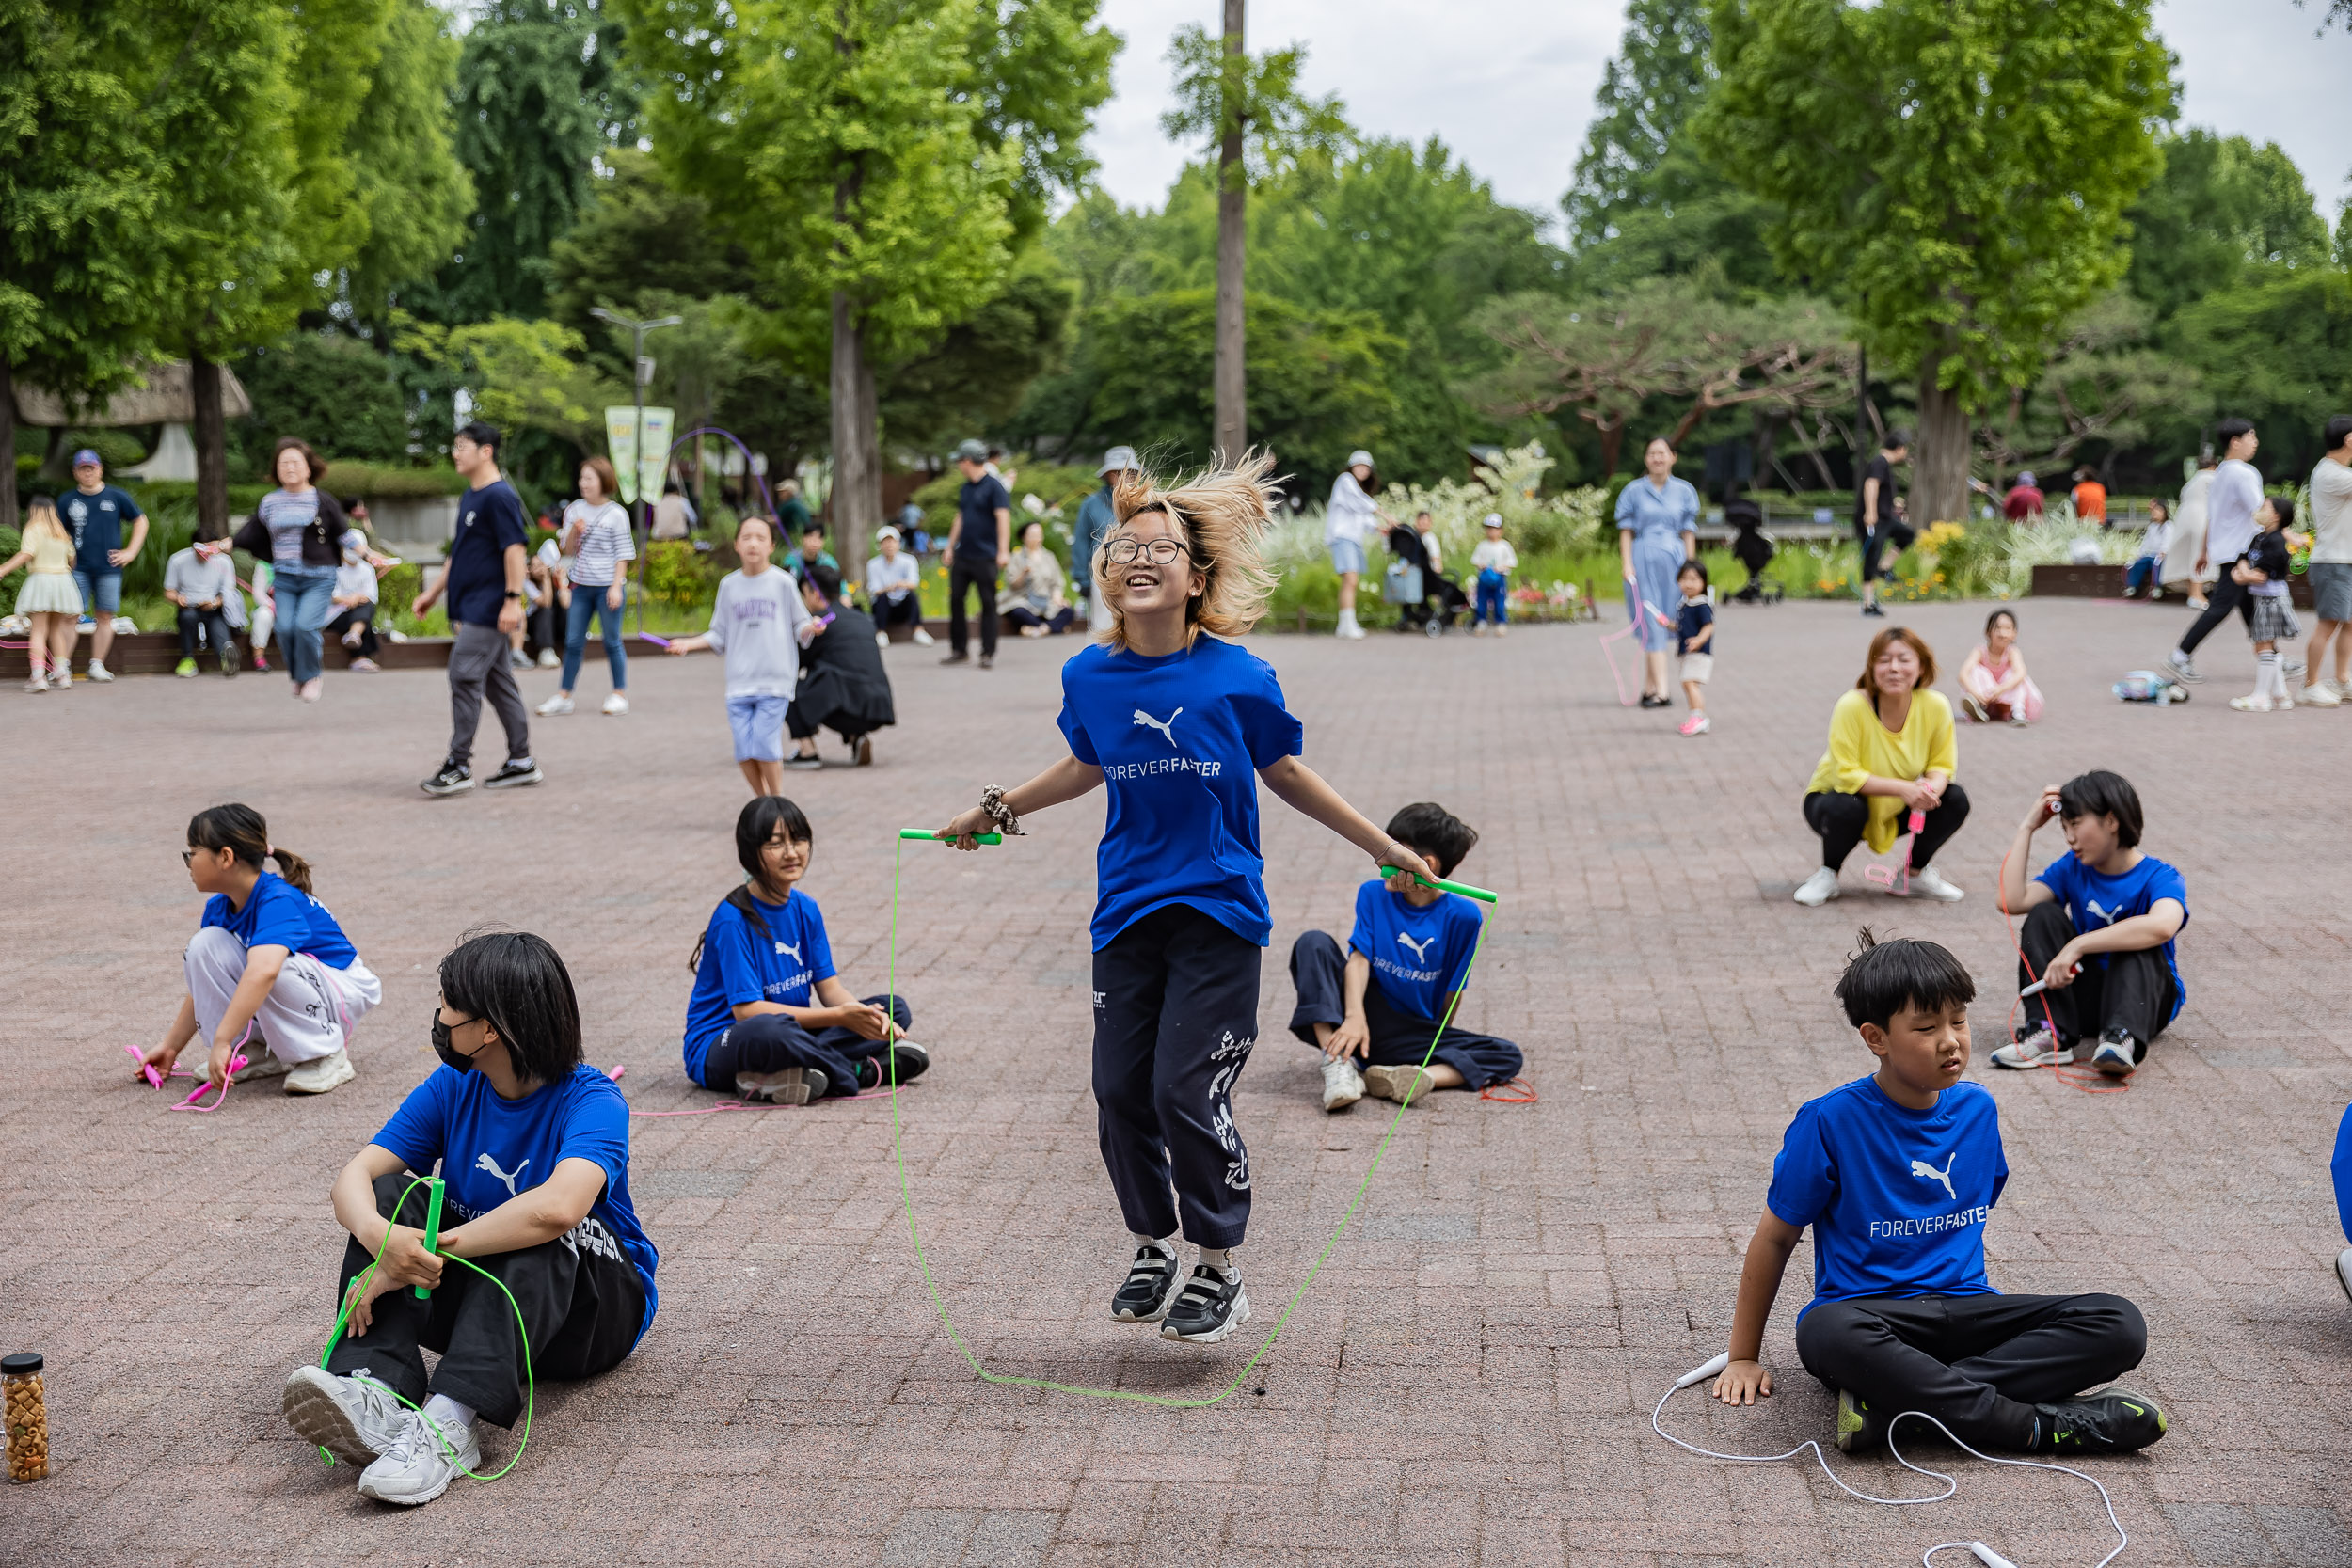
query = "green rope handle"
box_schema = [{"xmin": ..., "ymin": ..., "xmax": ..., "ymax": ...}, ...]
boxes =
[
  {"xmin": 314, "ymin": 1172, "xmax": 534, "ymax": 1480},
  {"xmin": 884, "ymin": 830, "xmax": 1496, "ymax": 1405}
]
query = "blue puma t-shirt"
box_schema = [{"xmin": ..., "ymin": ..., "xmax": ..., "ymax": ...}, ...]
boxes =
[
  {"xmin": 1766, "ymin": 1075, "xmax": 2008, "ymax": 1320},
  {"xmin": 1056, "ymin": 635, "xmax": 1304, "ymax": 950},
  {"xmin": 200, "ymin": 870, "xmax": 358, "ymax": 968},
  {"xmin": 2033, "ymin": 852, "xmax": 2188, "ymax": 1021},
  {"xmin": 681, "ymin": 890, "xmax": 837, "ymax": 1082},
  {"xmin": 373, "ymin": 1063, "xmax": 659, "ymax": 1343},
  {"xmin": 1348, "ymin": 879, "xmax": 1482, "ymax": 1020}
]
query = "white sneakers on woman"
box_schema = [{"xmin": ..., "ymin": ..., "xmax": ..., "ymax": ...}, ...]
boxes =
[
  {"xmin": 601, "ymin": 692, "xmax": 629, "ymax": 715},
  {"xmin": 1797, "ymin": 864, "xmax": 1963, "ymax": 904},
  {"xmin": 535, "ymin": 693, "xmax": 574, "ymax": 716},
  {"xmin": 1793, "ymin": 868, "xmax": 1840, "ymax": 906},
  {"xmin": 1902, "ymin": 865, "xmax": 1965, "ymax": 902}
]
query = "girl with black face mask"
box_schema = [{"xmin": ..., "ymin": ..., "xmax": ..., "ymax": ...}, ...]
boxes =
[{"xmin": 281, "ymin": 931, "xmax": 660, "ymax": 1508}]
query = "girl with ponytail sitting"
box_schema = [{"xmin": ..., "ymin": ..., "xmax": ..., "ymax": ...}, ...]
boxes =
[
  {"xmin": 681, "ymin": 795, "xmax": 930, "ymax": 1104},
  {"xmin": 138, "ymin": 803, "xmax": 381, "ymax": 1096}
]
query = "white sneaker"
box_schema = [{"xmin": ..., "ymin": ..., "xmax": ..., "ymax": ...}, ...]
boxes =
[
  {"xmin": 357, "ymin": 1409, "xmax": 480, "ymax": 1506},
  {"xmin": 2228, "ymin": 694, "xmax": 2273, "ymax": 712},
  {"xmin": 535, "ymin": 693, "xmax": 575, "ymax": 716},
  {"xmin": 601, "ymin": 692, "xmax": 629, "ymax": 716},
  {"xmin": 284, "ymin": 1047, "xmax": 356, "ymax": 1096},
  {"xmin": 282, "ymin": 1365, "xmax": 409, "ymax": 1464},
  {"xmin": 87, "ymin": 659, "xmax": 114, "ymax": 682},
  {"xmin": 536, "ymin": 648, "xmax": 560, "ymax": 668},
  {"xmin": 1320, "ymin": 1057, "xmax": 1365, "ymax": 1112},
  {"xmin": 912, "ymin": 626, "xmax": 934, "ymax": 646},
  {"xmin": 2336, "ymin": 1246, "xmax": 2352, "ymax": 1304},
  {"xmin": 876, "ymin": 629, "xmax": 891, "ymax": 647},
  {"xmin": 1906, "ymin": 865, "xmax": 1964, "ymax": 902},
  {"xmin": 1793, "ymin": 867, "xmax": 1840, "ymax": 907},
  {"xmin": 225, "ymin": 1045, "xmax": 293, "ymax": 1084},
  {"xmin": 2090, "ymin": 1033, "xmax": 2137, "ymax": 1078},
  {"xmin": 1362, "ymin": 1063, "xmax": 1439, "ymax": 1105},
  {"xmin": 2301, "ymin": 683, "xmax": 2343, "ymax": 706},
  {"xmin": 1991, "ymin": 1027, "xmax": 2073, "ymax": 1069}
]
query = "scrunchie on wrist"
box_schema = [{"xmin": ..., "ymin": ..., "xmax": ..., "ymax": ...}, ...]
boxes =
[{"xmin": 980, "ymin": 786, "xmax": 1025, "ymax": 836}]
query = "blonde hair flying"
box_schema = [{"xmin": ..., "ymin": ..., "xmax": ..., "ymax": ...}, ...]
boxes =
[
  {"xmin": 22, "ymin": 497, "xmax": 68, "ymax": 547},
  {"xmin": 1096, "ymin": 451, "xmax": 1283, "ymax": 651}
]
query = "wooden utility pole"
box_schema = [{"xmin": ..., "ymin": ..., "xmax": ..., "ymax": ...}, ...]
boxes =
[{"xmin": 1212, "ymin": 0, "xmax": 1246, "ymax": 463}]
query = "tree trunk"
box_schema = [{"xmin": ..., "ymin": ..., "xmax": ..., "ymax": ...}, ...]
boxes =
[
  {"xmin": 1597, "ymin": 414, "xmax": 1625, "ymax": 477},
  {"xmin": 1915, "ymin": 348, "xmax": 1971, "ymax": 526},
  {"xmin": 1212, "ymin": 0, "xmax": 1246, "ymax": 464},
  {"xmin": 830, "ymin": 291, "xmax": 882, "ymax": 569},
  {"xmin": 192, "ymin": 354, "xmax": 229, "ymax": 539},
  {"xmin": 0, "ymin": 354, "xmax": 16, "ymax": 528}
]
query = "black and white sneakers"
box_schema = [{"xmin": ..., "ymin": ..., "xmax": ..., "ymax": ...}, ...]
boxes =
[
  {"xmin": 483, "ymin": 758, "xmax": 543, "ymax": 790},
  {"xmin": 1160, "ymin": 1264, "xmax": 1250, "ymax": 1344},
  {"xmin": 1111, "ymin": 1240, "xmax": 1184, "ymax": 1323},
  {"xmin": 420, "ymin": 761, "xmax": 472, "ymax": 796}
]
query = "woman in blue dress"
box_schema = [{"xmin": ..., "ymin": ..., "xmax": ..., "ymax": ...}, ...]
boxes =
[{"xmin": 1615, "ymin": 436, "xmax": 1699, "ymax": 708}]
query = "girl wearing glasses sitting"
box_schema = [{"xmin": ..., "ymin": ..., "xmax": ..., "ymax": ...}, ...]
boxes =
[
  {"xmin": 931, "ymin": 454, "xmax": 1438, "ymax": 1347},
  {"xmin": 137, "ymin": 803, "xmax": 382, "ymax": 1097}
]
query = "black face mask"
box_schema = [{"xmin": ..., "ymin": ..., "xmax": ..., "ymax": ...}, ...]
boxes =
[{"xmin": 432, "ymin": 1015, "xmax": 479, "ymax": 1075}]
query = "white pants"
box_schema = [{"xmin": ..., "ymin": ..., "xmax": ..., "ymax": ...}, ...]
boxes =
[
  {"xmin": 1088, "ymin": 589, "xmax": 1114, "ymax": 633},
  {"xmin": 184, "ymin": 927, "xmax": 381, "ymax": 1065}
]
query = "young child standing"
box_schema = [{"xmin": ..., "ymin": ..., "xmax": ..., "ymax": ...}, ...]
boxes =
[
  {"xmin": 1287, "ymin": 801, "xmax": 1519, "ymax": 1112},
  {"xmin": 667, "ymin": 515, "xmax": 814, "ymax": 796},
  {"xmin": 1674, "ymin": 561, "xmax": 1714, "ymax": 736},
  {"xmin": 137, "ymin": 804, "xmax": 380, "ymax": 1095},
  {"xmin": 1, "ymin": 497, "xmax": 84, "ymax": 692},
  {"xmin": 1708, "ymin": 931, "xmax": 2167, "ymax": 1458},
  {"xmin": 932, "ymin": 455, "xmax": 1439, "ymax": 1345},
  {"xmin": 1958, "ymin": 609, "xmax": 2043, "ymax": 724},
  {"xmin": 1470, "ymin": 513, "xmax": 1517, "ymax": 636},
  {"xmin": 2229, "ymin": 495, "xmax": 2301, "ymax": 711},
  {"xmin": 1992, "ymin": 771, "xmax": 2188, "ymax": 1078},
  {"xmin": 681, "ymin": 795, "xmax": 927, "ymax": 1103},
  {"xmin": 283, "ymin": 931, "xmax": 657, "ymax": 1507}
]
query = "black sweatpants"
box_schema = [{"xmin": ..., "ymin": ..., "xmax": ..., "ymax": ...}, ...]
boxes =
[
  {"xmin": 1286, "ymin": 930, "xmax": 1522, "ymax": 1088},
  {"xmin": 696, "ymin": 993, "xmax": 913, "ymax": 1097},
  {"xmin": 2017, "ymin": 901, "xmax": 2175, "ymax": 1057},
  {"xmin": 177, "ymin": 604, "xmax": 232, "ymax": 660},
  {"xmin": 1804, "ymin": 783, "xmax": 1971, "ymax": 873},
  {"xmin": 325, "ymin": 605, "xmax": 379, "ymax": 658},
  {"xmin": 1092, "ymin": 904, "xmax": 1261, "ymax": 1250},
  {"xmin": 2177, "ymin": 574, "xmax": 2252, "ymax": 656},
  {"xmin": 1794, "ymin": 1291, "xmax": 2147, "ymax": 1450},
  {"xmin": 947, "ymin": 562, "xmax": 998, "ymax": 657},
  {"xmin": 327, "ymin": 1170, "xmax": 644, "ymax": 1430}
]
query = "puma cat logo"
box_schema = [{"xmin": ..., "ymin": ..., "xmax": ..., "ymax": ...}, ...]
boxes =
[
  {"xmin": 1910, "ymin": 1152, "xmax": 1957, "ymax": 1202},
  {"xmin": 774, "ymin": 940, "xmax": 802, "ymax": 961},
  {"xmin": 1396, "ymin": 932, "xmax": 1434, "ymax": 964},
  {"xmin": 1131, "ymin": 707, "xmax": 1182, "ymax": 747},
  {"xmin": 476, "ymin": 1152, "xmax": 530, "ymax": 1196}
]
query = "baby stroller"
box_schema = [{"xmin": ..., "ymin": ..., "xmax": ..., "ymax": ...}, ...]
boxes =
[
  {"xmin": 1384, "ymin": 523, "xmax": 1468, "ymax": 634},
  {"xmin": 1724, "ymin": 490, "xmax": 1782, "ymax": 604}
]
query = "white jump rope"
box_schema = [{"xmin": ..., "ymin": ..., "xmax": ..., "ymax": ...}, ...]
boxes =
[{"xmin": 1653, "ymin": 1352, "xmax": 2129, "ymax": 1568}]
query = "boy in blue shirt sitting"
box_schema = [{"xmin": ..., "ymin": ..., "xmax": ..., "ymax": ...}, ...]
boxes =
[
  {"xmin": 1286, "ymin": 801, "xmax": 1522, "ymax": 1112},
  {"xmin": 1708, "ymin": 931, "xmax": 2166, "ymax": 1456},
  {"xmin": 1991, "ymin": 770, "xmax": 2187, "ymax": 1078}
]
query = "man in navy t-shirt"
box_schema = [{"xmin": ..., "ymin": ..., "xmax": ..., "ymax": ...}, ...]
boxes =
[
  {"xmin": 1991, "ymin": 771, "xmax": 2187, "ymax": 1079},
  {"xmin": 1287, "ymin": 800, "xmax": 1520, "ymax": 1110},
  {"xmin": 62, "ymin": 449, "xmax": 147, "ymax": 679},
  {"xmin": 1704, "ymin": 934, "xmax": 2165, "ymax": 1458},
  {"xmin": 412, "ymin": 422, "xmax": 540, "ymax": 796},
  {"xmin": 942, "ymin": 437, "xmax": 1010, "ymax": 666}
]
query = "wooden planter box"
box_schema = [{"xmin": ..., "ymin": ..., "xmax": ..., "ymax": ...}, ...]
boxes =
[
  {"xmin": 2030, "ymin": 563, "xmax": 2315, "ymax": 608},
  {"xmin": 0, "ymin": 629, "xmax": 678, "ymax": 679}
]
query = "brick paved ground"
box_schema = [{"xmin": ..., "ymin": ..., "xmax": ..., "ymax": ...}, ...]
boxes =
[{"xmin": 7, "ymin": 597, "xmax": 2350, "ymax": 1567}]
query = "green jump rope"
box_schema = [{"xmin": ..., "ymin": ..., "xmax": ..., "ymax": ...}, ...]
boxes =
[
  {"xmin": 885, "ymin": 828, "xmax": 1499, "ymax": 1407},
  {"xmin": 312, "ymin": 1172, "xmax": 536, "ymax": 1479}
]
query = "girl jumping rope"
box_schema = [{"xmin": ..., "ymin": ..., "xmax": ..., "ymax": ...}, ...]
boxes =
[
  {"xmin": 139, "ymin": 804, "xmax": 381, "ymax": 1096},
  {"xmin": 932, "ymin": 454, "xmax": 1438, "ymax": 1345}
]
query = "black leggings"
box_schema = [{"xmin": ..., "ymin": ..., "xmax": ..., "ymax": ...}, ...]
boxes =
[
  {"xmin": 1804, "ymin": 783, "xmax": 1970, "ymax": 873},
  {"xmin": 2017, "ymin": 901, "xmax": 2176, "ymax": 1053}
]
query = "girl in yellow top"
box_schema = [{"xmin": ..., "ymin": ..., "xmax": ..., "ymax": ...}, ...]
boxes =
[
  {"xmin": 1795, "ymin": 626, "xmax": 1968, "ymax": 906},
  {"xmin": 1, "ymin": 497, "xmax": 87, "ymax": 693}
]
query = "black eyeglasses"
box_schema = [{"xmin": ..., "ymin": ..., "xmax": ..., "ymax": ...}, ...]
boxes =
[{"xmin": 1104, "ymin": 538, "xmax": 1185, "ymax": 566}]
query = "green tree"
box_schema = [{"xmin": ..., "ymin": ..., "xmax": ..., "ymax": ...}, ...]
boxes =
[
  {"xmin": 1974, "ymin": 292, "xmax": 2202, "ymax": 481},
  {"xmin": 235, "ymin": 332, "xmax": 416, "ymax": 465},
  {"xmin": 1563, "ymin": 0, "xmax": 1775, "ymax": 292},
  {"xmin": 2169, "ymin": 267, "xmax": 2352, "ymax": 477},
  {"xmin": 621, "ymin": 0, "xmax": 1116, "ymax": 563},
  {"xmin": 342, "ymin": 0, "xmax": 475, "ymax": 326},
  {"xmin": 547, "ymin": 150, "xmax": 756, "ymax": 341},
  {"xmin": 2124, "ymin": 129, "xmax": 2332, "ymax": 324},
  {"xmin": 1693, "ymin": 0, "xmax": 2173, "ymax": 523},
  {"xmin": 412, "ymin": 0, "xmax": 632, "ymax": 325}
]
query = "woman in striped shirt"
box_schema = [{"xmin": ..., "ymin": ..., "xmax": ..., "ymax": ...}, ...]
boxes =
[{"xmin": 540, "ymin": 457, "xmax": 637, "ymax": 717}]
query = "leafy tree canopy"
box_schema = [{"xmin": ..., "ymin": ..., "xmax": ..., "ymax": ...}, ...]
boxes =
[{"xmin": 2125, "ymin": 128, "xmax": 2335, "ymax": 324}]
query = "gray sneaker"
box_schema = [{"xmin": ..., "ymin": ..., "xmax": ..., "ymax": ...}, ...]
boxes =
[
  {"xmin": 284, "ymin": 1047, "xmax": 356, "ymax": 1095},
  {"xmin": 1320, "ymin": 1057, "xmax": 1365, "ymax": 1112},
  {"xmin": 2336, "ymin": 1247, "xmax": 2352, "ymax": 1304},
  {"xmin": 282, "ymin": 1365, "xmax": 408, "ymax": 1465},
  {"xmin": 228, "ymin": 1045, "xmax": 293, "ymax": 1084},
  {"xmin": 734, "ymin": 1066, "xmax": 825, "ymax": 1104},
  {"xmin": 357, "ymin": 1408, "xmax": 480, "ymax": 1506},
  {"xmin": 2167, "ymin": 649, "xmax": 2203, "ymax": 683}
]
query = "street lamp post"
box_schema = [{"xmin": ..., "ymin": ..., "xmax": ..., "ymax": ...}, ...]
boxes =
[{"xmin": 589, "ymin": 307, "xmax": 683, "ymax": 636}]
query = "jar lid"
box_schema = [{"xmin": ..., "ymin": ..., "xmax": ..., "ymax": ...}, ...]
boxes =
[{"xmin": 1, "ymin": 1353, "xmax": 41, "ymax": 1374}]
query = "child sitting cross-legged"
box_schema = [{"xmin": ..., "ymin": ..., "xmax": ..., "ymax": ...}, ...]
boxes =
[
  {"xmin": 1286, "ymin": 801, "xmax": 1521, "ymax": 1111},
  {"xmin": 1708, "ymin": 930, "xmax": 2167, "ymax": 1458},
  {"xmin": 1991, "ymin": 770, "xmax": 2187, "ymax": 1079}
]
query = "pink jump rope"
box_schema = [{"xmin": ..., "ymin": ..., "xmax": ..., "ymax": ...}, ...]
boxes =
[
  {"xmin": 1864, "ymin": 810, "xmax": 1930, "ymax": 895},
  {"xmin": 1598, "ymin": 596, "xmax": 1677, "ymax": 707},
  {"xmin": 127, "ymin": 1034, "xmax": 250, "ymax": 1113}
]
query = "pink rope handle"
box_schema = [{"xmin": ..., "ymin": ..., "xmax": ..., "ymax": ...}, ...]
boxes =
[{"xmin": 1862, "ymin": 809, "xmax": 1930, "ymax": 895}]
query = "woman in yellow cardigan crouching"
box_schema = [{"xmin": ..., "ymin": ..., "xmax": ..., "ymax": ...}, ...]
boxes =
[{"xmin": 1795, "ymin": 626, "xmax": 1969, "ymax": 906}]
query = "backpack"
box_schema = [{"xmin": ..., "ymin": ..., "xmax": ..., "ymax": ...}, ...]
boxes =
[{"xmin": 2112, "ymin": 670, "xmax": 2190, "ymax": 705}]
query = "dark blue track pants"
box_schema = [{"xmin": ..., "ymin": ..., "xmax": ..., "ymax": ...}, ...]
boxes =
[
  {"xmin": 1092, "ymin": 904, "xmax": 1260, "ymax": 1250},
  {"xmin": 696, "ymin": 993, "xmax": 913, "ymax": 1097},
  {"xmin": 1286, "ymin": 930, "xmax": 1522, "ymax": 1088}
]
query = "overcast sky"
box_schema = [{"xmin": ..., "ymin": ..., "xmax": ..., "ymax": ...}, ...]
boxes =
[{"xmin": 1087, "ymin": 0, "xmax": 2352, "ymax": 225}]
